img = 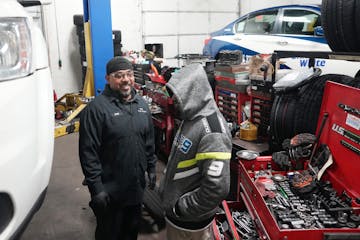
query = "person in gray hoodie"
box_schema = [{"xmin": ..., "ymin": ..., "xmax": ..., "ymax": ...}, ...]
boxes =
[{"xmin": 160, "ymin": 63, "xmax": 232, "ymax": 239}]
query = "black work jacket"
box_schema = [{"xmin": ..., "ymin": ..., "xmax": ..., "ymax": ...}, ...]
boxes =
[{"xmin": 79, "ymin": 85, "xmax": 156, "ymax": 205}]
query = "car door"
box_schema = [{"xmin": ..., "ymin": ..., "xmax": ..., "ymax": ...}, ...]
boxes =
[
  {"xmin": 274, "ymin": 7, "xmax": 332, "ymax": 69},
  {"xmin": 276, "ymin": 7, "xmax": 327, "ymax": 50}
]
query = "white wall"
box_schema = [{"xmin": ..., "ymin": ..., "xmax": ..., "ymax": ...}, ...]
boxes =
[
  {"xmin": 44, "ymin": 0, "xmax": 318, "ymax": 97},
  {"xmin": 44, "ymin": 0, "xmax": 240, "ymax": 96},
  {"xmin": 43, "ymin": 0, "xmax": 84, "ymax": 97},
  {"xmin": 240, "ymin": 0, "xmax": 321, "ymax": 15}
]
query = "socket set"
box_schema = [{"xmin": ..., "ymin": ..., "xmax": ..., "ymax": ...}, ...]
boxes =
[
  {"xmin": 232, "ymin": 210, "xmax": 259, "ymax": 240},
  {"xmin": 214, "ymin": 217, "xmax": 233, "ymax": 240},
  {"xmin": 263, "ymin": 176, "xmax": 360, "ymax": 230},
  {"xmin": 213, "ymin": 200, "xmax": 261, "ymax": 240}
]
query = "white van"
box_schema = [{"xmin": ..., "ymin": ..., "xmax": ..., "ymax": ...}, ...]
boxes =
[{"xmin": 0, "ymin": 0, "xmax": 54, "ymax": 239}]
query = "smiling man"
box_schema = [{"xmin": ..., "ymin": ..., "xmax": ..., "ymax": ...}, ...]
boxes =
[{"xmin": 79, "ymin": 56, "xmax": 157, "ymax": 240}]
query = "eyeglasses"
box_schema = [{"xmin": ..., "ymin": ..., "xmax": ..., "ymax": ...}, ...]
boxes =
[{"xmin": 110, "ymin": 70, "xmax": 134, "ymax": 79}]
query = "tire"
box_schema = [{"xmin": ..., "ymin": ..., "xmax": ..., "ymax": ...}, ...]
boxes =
[
  {"xmin": 337, "ymin": 0, "xmax": 358, "ymax": 51},
  {"xmin": 76, "ymin": 26, "xmax": 84, "ymax": 36},
  {"xmin": 356, "ymin": 1, "xmax": 360, "ymax": 45},
  {"xmin": 322, "ymin": 0, "xmax": 360, "ymax": 52},
  {"xmin": 79, "ymin": 45, "xmax": 86, "ymax": 57},
  {"xmin": 280, "ymin": 94, "xmax": 298, "ymax": 140},
  {"xmin": 143, "ymin": 186, "xmax": 164, "ymax": 221},
  {"xmin": 114, "ymin": 44, "xmax": 122, "ymax": 56},
  {"xmin": 294, "ymin": 74, "xmax": 354, "ymax": 134},
  {"xmin": 78, "ymin": 34, "xmax": 85, "ymax": 45},
  {"xmin": 270, "ymin": 74, "xmax": 358, "ymax": 151},
  {"xmin": 112, "ymin": 30, "xmax": 122, "ymax": 44},
  {"xmin": 73, "ymin": 14, "xmax": 84, "ymax": 26},
  {"xmin": 269, "ymin": 95, "xmax": 283, "ymax": 151},
  {"xmin": 321, "ymin": 0, "xmax": 345, "ymax": 51},
  {"xmin": 269, "ymin": 93, "xmax": 299, "ymax": 151}
]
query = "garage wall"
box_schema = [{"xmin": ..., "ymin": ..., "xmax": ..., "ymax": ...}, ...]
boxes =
[
  {"xmin": 45, "ymin": 0, "xmax": 314, "ymax": 97},
  {"xmin": 43, "ymin": 0, "xmax": 241, "ymax": 96},
  {"xmin": 141, "ymin": 0, "xmax": 240, "ymax": 66},
  {"xmin": 43, "ymin": 0, "xmax": 84, "ymax": 97}
]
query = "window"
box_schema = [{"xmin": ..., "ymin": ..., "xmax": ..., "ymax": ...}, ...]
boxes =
[
  {"xmin": 281, "ymin": 9, "xmax": 320, "ymax": 35},
  {"xmin": 235, "ymin": 19, "xmax": 246, "ymax": 33},
  {"xmin": 241, "ymin": 10, "xmax": 278, "ymax": 34}
]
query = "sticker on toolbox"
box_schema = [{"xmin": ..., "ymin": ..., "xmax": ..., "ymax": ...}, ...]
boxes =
[
  {"xmin": 346, "ymin": 113, "xmax": 360, "ymax": 130},
  {"xmin": 331, "ymin": 123, "xmax": 360, "ymax": 144}
]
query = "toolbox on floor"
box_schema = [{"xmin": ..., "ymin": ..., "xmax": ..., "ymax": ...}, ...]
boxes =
[{"xmin": 235, "ymin": 81, "xmax": 360, "ymax": 239}]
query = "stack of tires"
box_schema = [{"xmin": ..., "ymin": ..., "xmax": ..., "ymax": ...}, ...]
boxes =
[
  {"xmin": 73, "ymin": 14, "xmax": 87, "ymax": 84},
  {"xmin": 269, "ymin": 0, "xmax": 360, "ymax": 151},
  {"xmin": 321, "ymin": 0, "xmax": 360, "ymax": 52},
  {"xmin": 73, "ymin": 14, "xmax": 123, "ymax": 84},
  {"xmin": 270, "ymin": 74, "xmax": 360, "ymax": 151},
  {"xmin": 112, "ymin": 31, "xmax": 122, "ymax": 56}
]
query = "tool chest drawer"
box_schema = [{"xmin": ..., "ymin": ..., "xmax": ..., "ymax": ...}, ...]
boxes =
[
  {"xmin": 250, "ymin": 94, "xmax": 272, "ymax": 139},
  {"xmin": 213, "ymin": 200, "xmax": 261, "ymax": 240},
  {"xmin": 213, "ymin": 212, "xmax": 237, "ymax": 240},
  {"xmin": 215, "ymin": 86, "xmax": 250, "ymax": 125},
  {"xmin": 236, "ymin": 82, "xmax": 360, "ymax": 240}
]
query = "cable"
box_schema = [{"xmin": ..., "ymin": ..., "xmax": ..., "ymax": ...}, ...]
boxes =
[{"xmin": 53, "ymin": 0, "xmax": 62, "ymax": 68}]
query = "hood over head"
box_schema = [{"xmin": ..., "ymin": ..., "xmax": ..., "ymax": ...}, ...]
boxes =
[{"xmin": 166, "ymin": 63, "xmax": 217, "ymax": 120}]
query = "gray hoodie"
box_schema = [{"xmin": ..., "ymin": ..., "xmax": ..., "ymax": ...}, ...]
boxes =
[{"xmin": 160, "ymin": 63, "xmax": 232, "ymax": 230}]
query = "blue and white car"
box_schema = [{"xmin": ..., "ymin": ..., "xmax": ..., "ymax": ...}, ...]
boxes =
[{"xmin": 203, "ymin": 5, "xmax": 360, "ymax": 77}]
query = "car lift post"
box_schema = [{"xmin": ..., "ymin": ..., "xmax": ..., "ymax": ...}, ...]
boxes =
[
  {"xmin": 54, "ymin": 0, "xmax": 114, "ymax": 138},
  {"xmin": 82, "ymin": 0, "xmax": 114, "ymax": 96}
]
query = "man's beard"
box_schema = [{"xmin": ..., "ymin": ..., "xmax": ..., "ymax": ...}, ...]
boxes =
[{"xmin": 118, "ymin": 86, "xmax": 131, "ymax": 99}]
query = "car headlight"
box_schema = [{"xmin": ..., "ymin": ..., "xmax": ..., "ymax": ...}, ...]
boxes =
[{"xmin": 0, "ymin": 17, "xmax": 32, "ymax": 81}]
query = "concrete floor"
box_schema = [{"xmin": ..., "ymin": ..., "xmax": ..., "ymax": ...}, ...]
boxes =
[{"xmin": 21, "ymin": 133, "xmax": 166, "ymax": 240}]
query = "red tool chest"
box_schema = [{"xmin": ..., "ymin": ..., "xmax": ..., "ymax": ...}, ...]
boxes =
[
  {"xmin": 235, "ymin": 82, "xmax": 360, "ymax": 239},
  {"xmin": 139, "ymin": 84, "xmax": 175, "ymax": 157},
  {"xmin": 215, "ymin": 86, "xmax": 250, "ymax": 125}
]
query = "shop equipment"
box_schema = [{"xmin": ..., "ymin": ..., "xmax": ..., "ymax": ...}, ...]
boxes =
[{"xmin": 54, "ymin": 0, "xmax": 113, "ymax": 138}]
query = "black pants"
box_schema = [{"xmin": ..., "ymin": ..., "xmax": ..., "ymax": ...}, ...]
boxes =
[{"xmin": 90, "ymin": 200, "xmax": 142, "ymax": 240}]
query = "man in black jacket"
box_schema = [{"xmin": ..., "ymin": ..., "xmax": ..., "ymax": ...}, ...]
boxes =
[{"xmin": 79, "ymin": 56, "xmax": 157, "ymax": 240}]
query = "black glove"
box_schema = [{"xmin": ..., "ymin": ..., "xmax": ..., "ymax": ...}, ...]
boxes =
[
  {"xmin": 148, "ymin": 172, "xmax": 156, "ymax": 190},
  {"xmin": 91, "ymin": 191, "xmax": 110, "ymax": 211},
  {"xmin": 272, "ymin": 151, "xmax": 291, "ymax": 170}
]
